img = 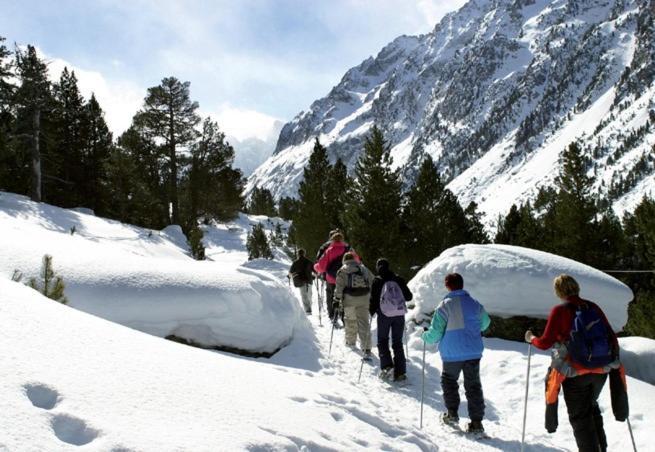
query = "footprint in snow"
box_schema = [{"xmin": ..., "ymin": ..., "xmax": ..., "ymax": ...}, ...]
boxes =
[
  {"xmin": 24, "ymin": 383, "xmax": 60, "ymax": 410},
  {"xmin": 51, "ymin": 413, "xmax": 100, "ymax": 446},
  {"xmin": 289, "ymin": 396, "xmax": 308, "ymax": 403}
]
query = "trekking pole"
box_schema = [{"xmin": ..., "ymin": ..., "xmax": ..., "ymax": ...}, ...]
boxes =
[
  {"xmin": 357, "ymin": 315, "xmax": 374, "ymax": 383},
  {"xmin": 627, "ymin": 418, "xmax": 638, "ymax": 452},
  {"xmin": 328, "ymin": 303, "xmax": 340, "ymax": 357},
  {"xmin": 315, "ymin": 278, "xmax": 323, "ymax": 327},
  {"xmin": 521, "ymin": 343, "xmax": 533, "ymax": 452},
  {"xmin": 420, "ymin": 327, "xmax": 428, "ymax": 429}
]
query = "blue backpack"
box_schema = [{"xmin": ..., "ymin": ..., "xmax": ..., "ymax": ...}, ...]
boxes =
[{"xmin": 567, "ymin": 302, "xmax": 614, "ymax": 368}]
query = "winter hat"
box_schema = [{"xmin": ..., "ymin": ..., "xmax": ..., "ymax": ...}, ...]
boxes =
[
  {"xmin": 330, "ymin": 231, "xmax": 344, "ymax": 242},
  {"xmin": 342, "ymin": 252, "xmax": 355, "ymax": 263},
  {"xmin": 376, "ymin": 258, "xmax": 390, "ymax": 274}
]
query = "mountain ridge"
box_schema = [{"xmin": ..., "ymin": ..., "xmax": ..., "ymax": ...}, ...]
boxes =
[{"xmin": 247, "ymin": 0, "xmax": 655, "ymax": 224}]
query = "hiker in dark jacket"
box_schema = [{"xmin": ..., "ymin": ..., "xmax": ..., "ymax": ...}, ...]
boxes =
[
  {"xmin": 370, "ymin": 258, "xmax": 413, "ymax": 382},
  {"xmin": 288, "ymin": 249, "xmax": 315, "ymax": 314},
  {"xmin": 525, "ymin": 274, "xmax": 626, "ymax": 452},
  {"xmin": 422, "ymin": 273, "xmax": 491, "ymax": 433},
  {"xmin": 314, "ymin": 231, "xmax": 359, "ymax": 326}
]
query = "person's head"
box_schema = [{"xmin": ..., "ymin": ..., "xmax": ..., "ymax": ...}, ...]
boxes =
[
  {"xmin": 376, "ymin": 258, "xmax": 390, "ymax": 275},
  {"xmin": 444, "ymin": 273, "xmax": 464, "ymax": 291},
  {"xmin": 330, "ymin": 231, "xmax": 344, "ymax": 242},
  {"xmin": 297, "ymin": 248, "xmax": 305, "ymax": 258},
  {"xmin": 343, "ymin": 252, "xmax": 355, "ymax": 264},
  {"xmin": 553, "ymin": 274, "xmax": 580, "ymax": 300}
]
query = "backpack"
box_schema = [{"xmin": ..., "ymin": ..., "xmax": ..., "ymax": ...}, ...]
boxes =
[
  {"xmin": 566, "ymin": 302, "xmax": 614, "ymax": 368},
  {"xmin": 379, "ymin": 280, "xmax": 407, "ymax": 317},
  {"xmin": 326, "ymin": 245, "xmax": 350, "ymax": 279},
  {"xmin": 344, "ymin": 268, "xmax": 370, "ymax": 297}
]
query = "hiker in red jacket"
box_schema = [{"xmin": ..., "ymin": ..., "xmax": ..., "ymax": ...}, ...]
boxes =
[
  {"xmin": 525, "ymin": 274, "xmax": 627, "ymax": 452},
  {"xmin": 314, "ymin": 231, "xmax": 360, "ymax": 327}
]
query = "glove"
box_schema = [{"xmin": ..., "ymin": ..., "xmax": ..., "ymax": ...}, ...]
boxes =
[
  {"xmin": 525, "ymin": 330, "xmax": 535, "ymax": 344},
  {"xmin": 333, "ymin": 299, "xmax": 342, "ymax": 309}
]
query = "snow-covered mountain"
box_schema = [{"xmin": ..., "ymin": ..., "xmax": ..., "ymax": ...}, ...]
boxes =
[
  {"xmin": 247, "ymin": 0, "xmax": 655, "ymax": 222},
  {"xmin": 230, "ymin": 120, "xmax": 284, "ymax": 176}
]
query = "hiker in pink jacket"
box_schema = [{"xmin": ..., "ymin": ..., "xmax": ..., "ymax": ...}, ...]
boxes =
[{"xmin": 313, "ymin": 231, "xmax": 360, "ymax": 327}]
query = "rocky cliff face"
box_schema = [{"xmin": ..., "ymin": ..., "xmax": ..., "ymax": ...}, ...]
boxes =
[{"xmin": 248, "ymin": 0, "xmax": 655, "ymax": 224}]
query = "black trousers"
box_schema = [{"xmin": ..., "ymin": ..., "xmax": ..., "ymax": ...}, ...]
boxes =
[
  {"xmin": 377, "ymin": 313, "xmax": 406, "ymax": 378},
  {"xmin": 441, "ymin": 359, "xmax": 485, "ymax": 422},
  {"xmin": 562, "ymin": 373, "xmax": 608, "ymax": 452},
  {"xmin": 325, "ymin": 283, "xmax": 343, "ymax": 322}
]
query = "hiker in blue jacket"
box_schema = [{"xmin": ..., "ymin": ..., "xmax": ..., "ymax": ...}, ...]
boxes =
[{"xmin": 422, "ymin": 273, "xmax": 491, "ymax": 433}]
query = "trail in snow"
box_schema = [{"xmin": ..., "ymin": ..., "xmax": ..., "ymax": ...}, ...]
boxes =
[{"xmin": 266, "ymin": 283, "xmax": 571, "ymax": 451}]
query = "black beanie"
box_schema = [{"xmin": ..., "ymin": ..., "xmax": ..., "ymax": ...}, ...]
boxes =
[{"xmin": 376, "ymin": 258, "xmax": 390, "ymax": 274}]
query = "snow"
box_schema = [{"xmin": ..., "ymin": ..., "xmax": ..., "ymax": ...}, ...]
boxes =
[
  {"xmin": 0, "ymin": 192, "xmax": 304, "ymax": 355},
  {"xmin": 619, "ymin": 337, "xmax": 655, "ymax": 385},
  {"xmin": 0, "ymin": 195, "xmax": 652, "ymax": 450},
  {"xmin": 408, "ymin": 244, "xmax": 633, "ymax": 331}
]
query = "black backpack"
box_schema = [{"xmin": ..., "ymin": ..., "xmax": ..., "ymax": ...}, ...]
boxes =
[{"xmin": 326, "ymin": 245, "xmax": 350, "ymax": 279}]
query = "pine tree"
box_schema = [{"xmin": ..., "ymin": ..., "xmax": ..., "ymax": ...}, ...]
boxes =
[
  {"xmin": 495, "ymin": 204, "xmax": 522, "ymax": 244},
  {"xmin": 278, "ymin": 196, "xmax": 299, "ymax": 221},
  {"xmin": 294, "ymin": 138, "xmax": 332, "ymax": 257},
  {"xmin": 82, "ymin": 94, "xmax": 113, "ymax": 214},
  {"xmin": 248, "ymin": 186, "xmax": 277, "ymax": 217},
  {"xmin": 188, "ymin": 226, "xmax": 206, "ymax": 260},
  {"xmin": 14, "ymin": 45, "xmax": 52, "ymax": 201},
  {"xmin": 546, "ymin": 142, "xmax": 599, "ymax": 263},
  {"xmin": 324, "ymin": 157, "xmax": 350, "ymax": 231},
  {"xmin": 0, "ymin": 36, "xmax": 15, "ymax": 191},
  {"xmin": 134, "ymin": 77, "xmax": 200, "ymax": 225},
  {"xmin": 343, "ymin": 126, "xmax": 402, "ymax": 264},
  {"xmin": 246, "ymin": 223, "xmax": 273, "ymax": 260},
  {"xmin": 50, "ymin": 67, "xmax": 87, "ymax": 206},
  {"xmin": 28, "ymin": 254, "xmax": 68, "ymax": 304},
  {"xmin": 184, "ymin": 118, "xmax": 243, "ymax": 224},
  {"xmin": 401, "ymin": 155, "xmax": 447, "ymax": 273},
  {"xmin": 464, "ymin": 201, "xmax": 489, "ymax": 244}
]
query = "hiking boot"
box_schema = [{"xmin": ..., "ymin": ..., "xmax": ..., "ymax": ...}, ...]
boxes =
[
  {"xmin": 394, "ymin": 373, "xmax": 407, "ymax": 382},
  {"xmin": 379, "ymin": 368, "xmax": 392, "ymax": 381},
  {"xmin": 467, "ymin": 420, "xmax": 484, "ymax": 433},
  {"xmin": 364, "ymin": 349, "xmax": 372, "ymax": 358},
  {"xmin": 441, "ymin": 411, "xmax": 459, "ymax": 426}
]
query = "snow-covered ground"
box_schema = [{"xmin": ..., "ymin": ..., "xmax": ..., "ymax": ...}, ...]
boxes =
[
  {"xmin": 0, "ymin": 192, "xmax": 303, "ymax": 355},
  {"xmin": 1, "ymin": 194, "xmax": 652, "ymax": 450}
]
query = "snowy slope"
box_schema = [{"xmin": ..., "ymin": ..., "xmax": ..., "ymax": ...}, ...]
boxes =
[
  {"xmin": 248, "ymin": 0, "xmax": 655, "ymax": 223},
  {"xmin": 408, "ymin": 244, "xmax": 633, "ymax": 330},
  {"xmin": 2, "ymin": 274, "xmax": 652, "ymax": 451},
  {"xmin": 0, "ymin": 192, "xmax": 303, "ymax": 355}
]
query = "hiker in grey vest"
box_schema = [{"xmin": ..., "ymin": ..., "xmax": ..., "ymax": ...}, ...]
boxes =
[
  {"xmin": 369, "ymin": 258, "xmax": 413, "ymax": 381},
  {"xmin": 288, "ymin": 249, "xmax": 314, "ymax": 314},
  {"xmin": 334, "ymin": 252, "xmax": 373, "ymax": 355}
]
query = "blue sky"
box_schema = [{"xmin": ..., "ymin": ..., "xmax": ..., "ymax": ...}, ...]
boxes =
[{"xmin": 1, "ymin": 0, "xmax": 466, "ymax": 140}]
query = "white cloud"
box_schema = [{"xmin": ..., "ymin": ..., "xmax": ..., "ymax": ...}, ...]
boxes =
[
  {"xmin": 416, "ymin": 0, "xmax": 467, "ymax": 28},
  {"xmin": 205, "ymin": 104, "xmax": 283, "ymax": 142},
  {"xmin": 46, "ymin": 55, "xmax": 144, "ymax": 136}
]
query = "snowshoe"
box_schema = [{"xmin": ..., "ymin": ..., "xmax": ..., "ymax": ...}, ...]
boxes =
[
  {"xmin": 378, "ymin": 368, "xmax": 392, "ymax": 381},
  {"xmin": 362, "ymin": 349, "xmax": 373, "ymax": 362},
  {"xmin": 440, "ymin": 411, "xmax": 460, "ymax": 429}
]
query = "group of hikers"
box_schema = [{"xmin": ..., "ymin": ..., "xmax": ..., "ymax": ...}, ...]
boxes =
[{"xmin": 289, "ymin": 230, "xmax": 629, "ymax": 450}]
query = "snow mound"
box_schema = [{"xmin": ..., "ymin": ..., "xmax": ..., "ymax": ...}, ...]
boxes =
[
  {"xmin": 408, "ymin": 244, "xmax": 633, "ymax": 331},
  {"xmin": 0, "ymin": 192, "xmax": 303, "ymax": 355},
  {"xmin": 619, "ymin": 337, "xmax": 655, "ymax": 385}
]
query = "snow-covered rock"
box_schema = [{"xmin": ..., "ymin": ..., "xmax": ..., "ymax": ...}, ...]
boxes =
[
  {"xmin": 619, "ymin": 337, "xmax": 655, "ymax": 385},
  {"xmin": 248, "ymin": 0, "xmax": 655, "ymax": 224},
  {"xmin": 408, "ymin": 244, "xmax": 633, "ymax": 331},
  {"xmin": 0, "ymin": 192, "xmax": 303, "ymax": 355}
]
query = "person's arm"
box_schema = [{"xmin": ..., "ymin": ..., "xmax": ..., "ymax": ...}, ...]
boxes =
[
  {"xmin": 530, "ymin": 305, "xmax": 565, "ymax": 350},
  {"xmin": 422, "ymin": 303, "xmax": 448, "ymax": 344},
  {"xmin": 369, "ymin": 278, "xmax": 382, "ymax": 316},
  {"xmin": 398, "ymin": 276, "xmax": 413, "ymax": 301},
  {"xmin": 314, "ymin": 247, "xmax": 330, "ymax": 274},
  {"xmin": 334, "ymin": 269, "xmax": 346, "ymax": 303},
  {"xmin": 480, "ymin": 306, "xmax": 491, "ymax": 332}
]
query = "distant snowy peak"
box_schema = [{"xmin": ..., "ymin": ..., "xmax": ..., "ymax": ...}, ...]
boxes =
[{"xmin": 248, "ymin": 0, "xmax": 655, "ymax": 221}]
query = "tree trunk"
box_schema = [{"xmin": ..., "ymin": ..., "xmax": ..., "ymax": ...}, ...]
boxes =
[
  {"xmin": 169, "ymin": 107, "xmax": 179, "ymax": 225},
  {"xmin": 30, "ymin": 107, "xmax": 42, "ymax": 202}
]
